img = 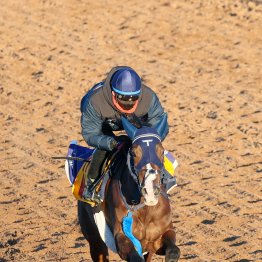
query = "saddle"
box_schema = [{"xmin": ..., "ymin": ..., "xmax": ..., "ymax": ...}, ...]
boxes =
[{"xmin": 65, "ymin": 141, "xmax": 121, "ymax": 207}]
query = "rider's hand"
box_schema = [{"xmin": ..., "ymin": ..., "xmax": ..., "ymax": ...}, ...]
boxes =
[
  {"xmin": 109, "ymin": 139, "xmax": 117, "ymax": 150},
  {"xmin": 109, "ymin": 139, "xmax": 123, "ymax": 151}
]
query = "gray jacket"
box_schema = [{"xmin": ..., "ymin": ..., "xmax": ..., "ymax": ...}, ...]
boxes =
[{"xmin": 80, "ymin": 66, "xmax": 169, "ymax": 151}]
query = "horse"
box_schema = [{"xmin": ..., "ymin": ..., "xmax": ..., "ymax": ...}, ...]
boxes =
[{"xmin": 78, "ymin": 115, "xmax": 180, "ymax": 262}]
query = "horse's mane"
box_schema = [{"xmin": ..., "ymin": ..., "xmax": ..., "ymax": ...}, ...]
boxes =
[
  {"xmin": 110, "ymin": 136, "xmax": 141, "ymax": 205},
  {"xmin": 110, "ymin": 136, "xmax": 130, "ymax": 180}
]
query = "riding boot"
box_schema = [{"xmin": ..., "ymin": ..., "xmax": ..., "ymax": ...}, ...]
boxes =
[
  {"xmin": 83, "ymin": 177, "xmax": 101, "ymax": 204},
  {"xmin": 162, "ymin": 171, "xmax": 177, "ymax": 194},
  {"xmin": 83, "ymin": 149, "xmax": 107, "ymax": 203}
]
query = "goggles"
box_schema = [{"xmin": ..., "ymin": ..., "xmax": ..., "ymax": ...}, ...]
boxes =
[{"xmin": 116, "ymin": 93, "xmax": 139, "ymax": 102}]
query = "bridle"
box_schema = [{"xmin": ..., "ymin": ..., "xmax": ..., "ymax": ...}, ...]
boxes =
[
  {"xmin": 119, "ymin": 114, "xmax": 169, "ymax": 210},
  {"xmin": 127, "ymin": 146, "xmax": 163, "ymax": 198},
  {"xmin": 118, "ymin": 133, "xmax": 169, "ymax": 211}
]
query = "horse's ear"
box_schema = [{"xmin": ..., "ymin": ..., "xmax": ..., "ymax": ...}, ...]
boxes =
[
  {"xmin": 121, "ymin": 116, "xmax": 137, "ymax": 140},
  {"xmin": 155, "ymin": 113, "xmax": 168, "ymax": 139}
]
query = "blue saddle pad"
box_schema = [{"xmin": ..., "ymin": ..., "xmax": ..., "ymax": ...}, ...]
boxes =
[{"xmin": 66, "ymin": 141, "xmax": 95, "ymax": 185}]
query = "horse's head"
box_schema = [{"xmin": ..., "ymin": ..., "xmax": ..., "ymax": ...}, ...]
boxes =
[{"xmin": 122, "ymin": 115, "xmax": 167, "ymax": 206}]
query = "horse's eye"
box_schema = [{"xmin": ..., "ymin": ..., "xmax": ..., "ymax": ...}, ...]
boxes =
[{"xmin": 131, "ymin": 151, "xmax": 136, "ymax": 157}]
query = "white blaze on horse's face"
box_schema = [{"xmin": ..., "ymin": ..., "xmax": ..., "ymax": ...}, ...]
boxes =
[{"xmin": 141, "ymin": 164, "xmax": 160, "ymax": 206}]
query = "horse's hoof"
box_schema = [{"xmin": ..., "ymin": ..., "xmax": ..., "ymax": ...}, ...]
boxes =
[
  {"xmin": 166, "ymin": 255, "xmax": 179, "ymax": 262},
  {"xmin": 165, "ymin": 246, "xmax": 180, "ymax": 262}
]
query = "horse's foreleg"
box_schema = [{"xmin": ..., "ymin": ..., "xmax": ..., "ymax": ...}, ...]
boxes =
[
  {"xmin": 158, "ymin": 230, "xmax": 180, "ymax": 262},
  {"xmin": 88, "ymin": 235, "xmax": 109, "ymax": 262},
  {"xmin": 144, "ymin": 252, "xmax": 153, "ymax": 262},
  {"xmin": 78, "ymin": 201, "xmax": 109, "ymax": 262},
  {"xmin": 115, "ymin": 233, "xmax": 144, "ymax": 262}
]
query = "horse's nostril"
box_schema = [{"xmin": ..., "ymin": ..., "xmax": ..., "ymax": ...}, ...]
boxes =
[
  {"xmin": 149, "ymin": 169, "xmax": 156, "ymax": 174},
  {"xmin": 141, "ymin": 188, "xmax": 147, "ymax": 195},
  {"xmin": 154, "ymin": 187, "xmax": 160, "ymax": 196}
]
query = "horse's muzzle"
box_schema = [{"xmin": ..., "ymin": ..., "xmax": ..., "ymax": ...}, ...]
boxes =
[
  {"xmin": 141, "ymin": 186, "xmax": 161, "ymax": 196},
  {"xmin": 141, "ymin": 185, "xmax": 161, "ymax": 206}
]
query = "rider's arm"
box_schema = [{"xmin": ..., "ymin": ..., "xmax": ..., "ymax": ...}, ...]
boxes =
[
  {"xmin": 81, "ymin": 100, "xmax": 116, "ymax": 151},
  {"xmin": 146, "ymin": 92, "xmax": 169, "ymax": 141}
]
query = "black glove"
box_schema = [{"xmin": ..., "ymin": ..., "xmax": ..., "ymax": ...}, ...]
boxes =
[{"xmin": 109, "ymin": 139, "xmax": 118, "ymax": 151}]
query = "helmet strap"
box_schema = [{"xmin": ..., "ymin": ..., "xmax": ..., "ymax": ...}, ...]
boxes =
[{"xmin": 112, "ymin": 91, "xmax": 138, "ymax": 114}]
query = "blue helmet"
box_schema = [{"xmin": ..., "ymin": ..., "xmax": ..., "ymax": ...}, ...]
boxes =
[{"xmin": 111, "ymin": 68, "xmax": 141, "ymax": 95}]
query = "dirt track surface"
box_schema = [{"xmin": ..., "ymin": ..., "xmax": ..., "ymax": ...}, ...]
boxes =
[{"xmin": 1, "ymin": 0, "xmax": 262, "ymax": 261}]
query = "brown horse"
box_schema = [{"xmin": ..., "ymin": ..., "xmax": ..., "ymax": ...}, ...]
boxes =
[{"xmin": 78, "ymin": 116, "xmax": 180, "ymax": 261}]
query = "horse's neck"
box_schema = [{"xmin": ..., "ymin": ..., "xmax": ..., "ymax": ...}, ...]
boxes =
[
  {"xmin": 108, "ymin": 143, "xmax": 141, "ymax": 206},
  {"xmin": 120, "ymin": 167, "xmax": 141, "ymax": 206},
  {"xmin": 113, "ymin": 150, "xmax": 141, "ymax": 206}
]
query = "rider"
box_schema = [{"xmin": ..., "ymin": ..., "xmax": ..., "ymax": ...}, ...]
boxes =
[{"xmin": 80, "ymin": 66, "xmax": 176, "ymax": 202}]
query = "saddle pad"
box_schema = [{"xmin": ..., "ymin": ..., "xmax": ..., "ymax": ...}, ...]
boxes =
[
  {"xmin": 65, "ymin": 141, "xmax": 94, "ymax": 185},
  {"xmin": 71, "ymin": 162, "xmax": 111, "ymax": 207},
  {"xmin": 72, "ymin": 161, "xmax": 96, "ymax": 206}
]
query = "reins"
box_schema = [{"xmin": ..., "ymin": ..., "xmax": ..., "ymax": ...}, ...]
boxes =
[{"xmin": 119, "ymin": 181, "xmax": 146, "ymax": 212}]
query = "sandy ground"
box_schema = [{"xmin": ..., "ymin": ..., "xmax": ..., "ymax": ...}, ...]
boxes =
[{"xmin": 0, "ymin": 0, "xmax": 262, "ymax": 261}]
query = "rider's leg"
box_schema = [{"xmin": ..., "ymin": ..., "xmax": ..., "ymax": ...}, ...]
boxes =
[
  {"xmin": 88, "ymin": 149, "xmax": 107, "ymax": 180},
  {"xmin": 83, "ymin": 149, "xmax": 107, "ymax": 202},
  {"xmin": 84, "ymin": 126, "xmax": 115, "ymax": 202}
]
